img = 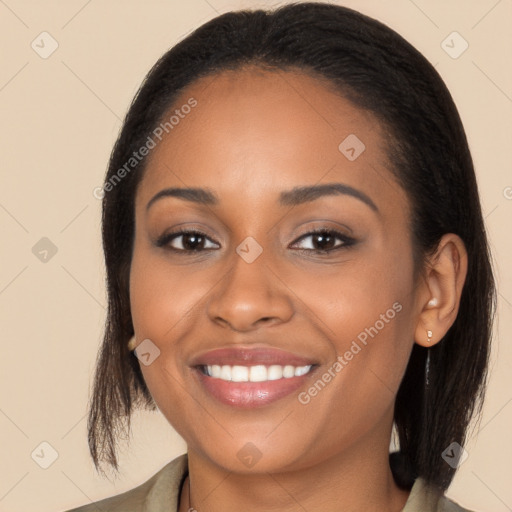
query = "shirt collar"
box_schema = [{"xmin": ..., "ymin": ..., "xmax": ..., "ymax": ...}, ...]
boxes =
[{"xmin": 141, "ymin": 453, "xmax": 444, "ymax": 512}]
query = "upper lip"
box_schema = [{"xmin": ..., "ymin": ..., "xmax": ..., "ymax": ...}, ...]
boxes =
[{"xmin": 190, "ymin": 346, "xmax": 317, "ymax": 367}]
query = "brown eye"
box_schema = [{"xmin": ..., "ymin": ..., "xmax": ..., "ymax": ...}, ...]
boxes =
[
  {"xmin": 156, "ymin": 230, "xmax": 219, "ymax": 252},
  {"xmin": 291, "ymin": 229, "xmax": 356, "ymax": 253}
]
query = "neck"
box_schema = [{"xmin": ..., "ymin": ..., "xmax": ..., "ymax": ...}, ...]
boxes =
[{"xmin": 179, "ymin": 424, "xmax": 410, "ymax": 512}]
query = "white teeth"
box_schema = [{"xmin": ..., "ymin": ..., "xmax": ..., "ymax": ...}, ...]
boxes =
[
  {"xmin": 294, "ymin": 365, "xmax": 310, "ymax": 377},
  {"xmin": 267, "ymin": 365, "xmax": 283, "ymax": 380},
  {"xmin": 220, "ymin": 365, "xmax": 231, "ymax": 380},
  {"xmin": 203, "ymin": 364, "xmax": 312, "ymax": 382},
  {"xmin": 283, "ymin": 365, "xmax": 295, "ymax": 378},
  {"xmin": 249, "ymin": 365, "xmax": 268, "ymax": 382},
  {"xmin": 231, "ymin": 365, "xmax": 249, "ymax": 382}
]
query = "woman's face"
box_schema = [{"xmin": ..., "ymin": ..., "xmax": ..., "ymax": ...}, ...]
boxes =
[{"xmin": 129, "ymin": 67, "xmax": 426, "ymax": 473}]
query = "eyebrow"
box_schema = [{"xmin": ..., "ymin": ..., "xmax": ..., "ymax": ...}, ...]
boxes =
[
  {"xmin": 146, "ymin": 183, "xmax": 378, "ymax": 213},
  {"xmin": 280, "ymin": 183, "xmax": 378, "ymax": 212},
  {"xmin": 146, "ymin": 187, "xmax": 218, "ymax": 211}
]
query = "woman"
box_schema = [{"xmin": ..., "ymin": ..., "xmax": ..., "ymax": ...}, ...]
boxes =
[{"xmin": 65, "ymin": 2, "xmax": 495, "ymax": 511}]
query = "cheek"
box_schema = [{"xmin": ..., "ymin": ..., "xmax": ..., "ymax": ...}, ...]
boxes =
[
  {"xmin": 129, "ymin": 243, "xmax": 208, "ymax": 342},
  {"xmin": 296, "ymin": 239, "xmax": 415, "ymax": 346},
  {"xmin": 295, "ymin": 243, "xmax": 416, "ymax": 413},
  {"xmin": 128, "ymin": 243, "xmax": 209, "ymax": 437}
]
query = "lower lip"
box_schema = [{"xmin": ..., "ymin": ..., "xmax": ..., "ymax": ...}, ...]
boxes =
[{"xmin": 193, "ymin": 367, "xmax": 315, "ymax": 408}]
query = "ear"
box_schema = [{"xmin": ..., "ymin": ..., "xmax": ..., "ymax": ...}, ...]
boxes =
[{"xmin": 414, "ymin": 233, "xmax": 468, "ymax": 347}]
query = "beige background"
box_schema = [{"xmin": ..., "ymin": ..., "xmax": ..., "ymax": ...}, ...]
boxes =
[{"xmin": 0, "ymin": 0, "xmax": 511, "ymax": 511}]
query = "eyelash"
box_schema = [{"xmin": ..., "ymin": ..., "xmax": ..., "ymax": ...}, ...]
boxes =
[{"xmin": 155, "ymin": 228, "xmax": 356, "ymax": 255}]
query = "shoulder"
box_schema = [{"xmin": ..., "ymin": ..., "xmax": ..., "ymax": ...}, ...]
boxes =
[
  {"xmin": 61, "ymin": 453, "xmax": 188, "ymax": 512},
  {"xmin": 437, "ymin": 494, "xmax": 477, "ymax": 512},
  {"xmin": 403, "ymin": 477, "xmax": 477, "ymax": 512}
]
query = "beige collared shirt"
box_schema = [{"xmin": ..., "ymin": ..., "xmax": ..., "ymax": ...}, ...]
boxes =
[{"xmin": 63, "ymin": 453, "xmax": 474, "ymax": 512}]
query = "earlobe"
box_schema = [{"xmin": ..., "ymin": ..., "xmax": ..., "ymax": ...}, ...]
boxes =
[{"xmin": 414, "ymin": 233, "xmax": 468, "ymax": 348}]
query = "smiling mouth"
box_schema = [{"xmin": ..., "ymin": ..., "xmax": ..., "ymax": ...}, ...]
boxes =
[
  {"xmin": 198, "ymin": 363, "xmax": 314, "ymax": 382},
  {"xmin": 193, "ymin": 363, "xmax": 319, "ymax": 408}
]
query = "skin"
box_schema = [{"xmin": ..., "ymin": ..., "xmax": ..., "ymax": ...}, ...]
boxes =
[{"xmin": 129, "ymin": 66, "xmax": 467, "ymax": 512}]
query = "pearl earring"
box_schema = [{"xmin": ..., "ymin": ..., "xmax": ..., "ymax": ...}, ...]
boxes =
[
  {"xmin": 127, "ymin": 336, "xmax": 137, "ymax": 351},
  {"xmin": 428, "ymin": 297, "xmax": 438, "ymax": 307},
  {"xmin": 427, "ymin": 330, "xmax": 433, "ymax": 344}
]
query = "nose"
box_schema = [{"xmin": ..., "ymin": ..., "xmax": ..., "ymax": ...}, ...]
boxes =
[{"xmin": 206, "ymin": 251, "xmax": 294, "ymax": 332}]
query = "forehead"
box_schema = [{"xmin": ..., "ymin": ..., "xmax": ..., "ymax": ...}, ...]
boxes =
[{"xmin": 136, "ymin": 66, "xmax": 403, "ymax": 212}]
